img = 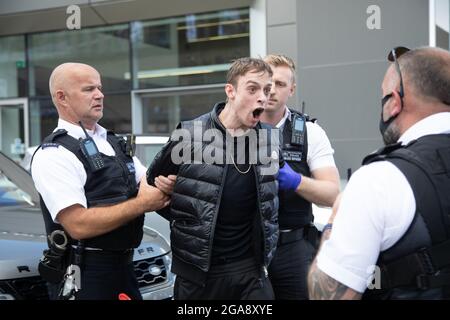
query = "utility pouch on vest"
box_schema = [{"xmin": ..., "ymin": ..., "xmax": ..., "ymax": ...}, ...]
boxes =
[
  {"xmin": 38, "ymin": 230, "xmax": 72, "ymax": 284},
  {"xmin": 56, "ymin": 241, "xmax": 84, "ymax": 300}
]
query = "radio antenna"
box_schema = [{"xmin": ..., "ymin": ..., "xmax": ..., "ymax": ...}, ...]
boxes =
[{"xmin": 78, "ymin": 121, "xmax": 90, "ymax": 138}]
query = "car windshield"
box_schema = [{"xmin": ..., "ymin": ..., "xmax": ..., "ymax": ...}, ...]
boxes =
[
  {"xmin": 0, "ymin": 173, "xmax": 33, "ymax": 207},
  {"xmin": 0, "ymin": 164, "xmax": 45, "ymax": 242}
]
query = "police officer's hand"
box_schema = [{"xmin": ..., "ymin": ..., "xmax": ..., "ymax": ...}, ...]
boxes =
[
  {"xmin": 278, "ymin": 162, "xmax": 302, "ymax": 191},
  {"xmin": 155, "ymin": 175, "xmax": 177, "ymax": 195},
  {"xmin": 137, "ymin": 176, "xmax": 170, "ymax": 212}
]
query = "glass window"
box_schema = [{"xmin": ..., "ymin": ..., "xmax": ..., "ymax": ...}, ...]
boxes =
[
  {"xmin": 134, "ymin": 137, "xmax": 168, "ymax": 167},
  {"xmin": 28, "ymin": 24, "xmax": 131, "ymax": 97},
  {"xmin": 29, "ymin": 98, "xmax": 57, "ymax": 146},
  {"xmin": 29, "ymin": 92, "xmax": 132, "ymax": 146},
  {"xmin": 0, "ymin": 35, "xmax": 27, "ymax": 98},
  {"xmin": 24, "ymin": 8, "xmax": 250, "ymax": 144},
  {"xmin": 0, "ymin": 102, "xmax": 25, "ymax": 162},
  {"xmin": 100, "ymin": 93, "xmax": 132, "ymax": 134},
  {"xmin": 132, "ymin": 8, "xmax": 249, "ymax": 89},
  {"xmin": 139, "ymin": 90, "xmax": 226, "ymax": 134},
  {"xmin": 434, "ymin": 0, "xmax": 449, "ymax": 49}
]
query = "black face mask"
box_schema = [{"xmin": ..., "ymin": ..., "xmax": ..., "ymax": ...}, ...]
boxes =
[
  {"xmin": 379, "ymin": 93, "xmax": 400, "ymax": 144},
  {"xmin": 379, "ymin": 113, "xmax": 398, "ymax": 138}
]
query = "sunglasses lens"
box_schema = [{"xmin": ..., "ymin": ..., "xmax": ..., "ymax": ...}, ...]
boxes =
[
  {"xmin": 388, "ymin": 46, "xmax": 411, "ymax": 62},
  {"xmin": 396, "ymin": 46, "xmax": 410, "ymax": 57}
]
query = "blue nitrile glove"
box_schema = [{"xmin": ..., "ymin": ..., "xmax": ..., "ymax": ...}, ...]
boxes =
[{"xmin": 278, "ymin": 162, "xmax": 302, "ymax": 191}]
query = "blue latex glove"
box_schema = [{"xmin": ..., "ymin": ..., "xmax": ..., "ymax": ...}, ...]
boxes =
[{"xmin": 278, "ymin": 162, "xmax": 302, "ymax": 191}]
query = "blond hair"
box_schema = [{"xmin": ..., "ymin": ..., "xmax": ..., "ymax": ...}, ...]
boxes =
[{"xmin": 264, "ymin": 54, "xmax": 296, "ymax": 83}]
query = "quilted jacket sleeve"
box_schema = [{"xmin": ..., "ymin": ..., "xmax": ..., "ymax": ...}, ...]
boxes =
[{"xmin": 146, "ymin": 134, "xmax": 182, "ymax": 221}]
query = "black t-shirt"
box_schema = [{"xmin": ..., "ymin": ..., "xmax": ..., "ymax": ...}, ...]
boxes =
[{"xmin": 211, "ymin": 136, "xmax": 258, "ymax": 265}]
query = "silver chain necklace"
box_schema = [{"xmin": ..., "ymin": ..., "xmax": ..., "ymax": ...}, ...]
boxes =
[{"xmin": 230, "ymin": 153, "xmax": 251, "ymax": 174}]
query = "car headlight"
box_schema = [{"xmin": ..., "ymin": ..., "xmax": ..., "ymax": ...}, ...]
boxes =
[
  {"xmin": 0, "ymin": 293, "xmax": 15, "ymax": 300},
  {"xmin": 0, "ymin": 287, "xmax": 15, "ymax": 300},
  {"xmin": 143, "ymin": 226, "xmax": 159, "ymax": 240},
  {"xmin": 163, "ymin": 253, "xmax": 174, "ymax": 282},
  {"xmin": 163, "ymin": 252, "xmax": 172, "ymax": 267}
]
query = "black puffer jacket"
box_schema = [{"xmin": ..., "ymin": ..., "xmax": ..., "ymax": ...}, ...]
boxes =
[{"xmin": 147, "ymin": 102, "xmax": 279, "ymax": 284}]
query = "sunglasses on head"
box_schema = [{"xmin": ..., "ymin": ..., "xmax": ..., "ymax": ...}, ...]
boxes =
[
  {"xmin": 386, "ymin": 46, "xmax": 450, "ymax": 107},
  {"xmin": 387, "ymin": 46, "xmax": 410, "ymax": 98},
  {"xmin": 381, "ymin": 46, "xmax": 411, "ymax": 108}
]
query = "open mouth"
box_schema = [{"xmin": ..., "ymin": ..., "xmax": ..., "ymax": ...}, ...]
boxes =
[{"xmin": 252, "ymin": 107, "xmax": 264, "ymax": 118}]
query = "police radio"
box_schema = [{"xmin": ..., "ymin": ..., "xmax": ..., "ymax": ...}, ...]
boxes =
[
  {"xmin": 281, "ymin": 112, "xmax": 306, "ymax": 163},
  {"xmin": 78, "ymin": 121, "xmax": 105, "ymax": 172},
  {"xmin": 290, "ymin": 113, "xmax": 305, "ymax": 146}
]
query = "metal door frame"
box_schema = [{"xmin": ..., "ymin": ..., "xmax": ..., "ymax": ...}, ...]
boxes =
[{"xmin": 0, "ymin": 97, "xmax": 29, "ymax": 149}]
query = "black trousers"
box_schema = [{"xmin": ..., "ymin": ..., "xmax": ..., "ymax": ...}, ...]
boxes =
[
  {"xmin": 73, "ymin": 250, "xmax": 142, "ymax": 300},
  {"xmin": 268, "ymin": 231, "xmax": 316, "ymax": 300},
  {"xmin": 174, "ymin": 258, "xmax": 274, "ymax": 300}
]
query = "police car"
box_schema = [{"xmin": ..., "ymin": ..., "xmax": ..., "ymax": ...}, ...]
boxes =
[{"xmin": 0, "ymin": 143, "xmax": 174, "ymax": 300}]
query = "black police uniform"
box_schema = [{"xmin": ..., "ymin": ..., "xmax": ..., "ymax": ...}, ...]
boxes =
[
  {"xmin": 34, "ymin": 129, "xmax": 143, "ymax": 300},
  {"xmin": 362, "ymin": 133, "xmax": 450, "ymax": 299},
  {"xmin": 268, "ymin": 109, "xmax": 318, "ymax": 300}
]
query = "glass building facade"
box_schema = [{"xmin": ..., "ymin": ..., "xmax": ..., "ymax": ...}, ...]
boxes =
[{"xmin": 0, "ymin": 8, "xmax": 249, "ymax": 156}]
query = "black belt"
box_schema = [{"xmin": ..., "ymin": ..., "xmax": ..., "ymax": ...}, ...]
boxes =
[
  {"xmin": 82, "ymin": 249, "xmax": 134, "ymax": 265},
  {"xmin": 278, "ymin": 227, "xmax": 307, "ymax": 245},
  {"xmin": 208, "ymin": 257, "xmax": 257, "ymax": 278}
]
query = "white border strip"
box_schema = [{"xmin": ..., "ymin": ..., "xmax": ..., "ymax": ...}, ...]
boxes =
[
  {"xmin": 429, "ymin": 0, "xmax": 436, "ymax": 47},
  {"xmin": 250, "ymin": 0, "xmax": 267, "ymax": 57}
]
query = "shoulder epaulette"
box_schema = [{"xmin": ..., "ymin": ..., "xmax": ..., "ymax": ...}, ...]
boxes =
[
  {"xmin": 362, "ymin": 142, "xmax": 404, "ymax": 165},
  {"xmin": 289, "ymin": 108, "xmax": 315, "ymax": 123},
  {"xmin": 42, "ymin": 129, "xmax": 68, "ymax": 144}
]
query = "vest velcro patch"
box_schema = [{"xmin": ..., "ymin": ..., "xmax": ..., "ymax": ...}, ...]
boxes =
[
  {"xmin": 126, "ymin": 162, "xmax": 136, "ymax": 173},
  {"xmin": 41, "ymin": 143, "xmax": 60, "ymax": 149}
]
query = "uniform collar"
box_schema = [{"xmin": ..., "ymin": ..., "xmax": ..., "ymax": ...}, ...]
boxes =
[
  {"xmin": 275, "ymin": 107, "xmax": 290, "ymax": 128},
  {"xmin": 56, "ymin": 119, "xmax": 108, "ymax": 140},
  {"xmin": 398, "ymin": 112, "xmax": 450, "ymax": 145}
]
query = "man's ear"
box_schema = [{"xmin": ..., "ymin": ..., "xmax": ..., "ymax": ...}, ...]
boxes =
[
  {"xmin": 225, "ymin": 84, "xmax": 236, "ymax": 101},
  {"xmin": 289, "ymin": 82, "xmax": 296, "ymax": 97},
  {"xmin": 55, "ymin": 90, "xmax": 67, "ymax": 107},
  {"xmin": 390, "ymin": 90, "xmax": 403, "ymax": 117}
]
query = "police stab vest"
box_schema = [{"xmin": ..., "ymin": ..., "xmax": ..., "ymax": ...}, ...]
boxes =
[
  {"xmin": 362, "ymin": 133, "xmax": 450, "ymax": 299},
  {"xmin": 36, "ymin": 129, "xmax": 143, "ymax": 251},
  {"xmin": 278, "ymin": 109, "xmax": 313, "ymax": 229}
]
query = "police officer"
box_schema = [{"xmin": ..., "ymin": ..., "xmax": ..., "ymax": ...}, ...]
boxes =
[
  {"xmin": 31, "ymin": 63, "xmax": 169, "ymax": 300},
  {"xmin": 260, "ymin": 55, "xmax": 340, "ymax": 299},
  {"xmin": 308, "ymin": 46, "xmax": 450, "ymax": 300}
]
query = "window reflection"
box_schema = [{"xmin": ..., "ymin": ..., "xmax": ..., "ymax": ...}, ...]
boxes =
[
  {"xmin": 4, "ymin": 7, "xmax": 250, "ymax": 144},
  {"xmin": 0, "ymin": 35, "xmax": 26, "ymax": 98},
  {"xmin": 141, "ymin": 91, "xmax": 226, "ymax": 134},
  {"xmin": 29, "ymin": 93, "xmax": 132, "ymax": 145},
  {"xmin": 133, "ymin": 8, "xmax": 250, "ymax": 89},
  {"xmin": 28, "ymin": 24, "xmax": 131, "ymax": 97},
  {"xmin": 29, "ymin": 98, "xmax": 57, "ymax": 146}
]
